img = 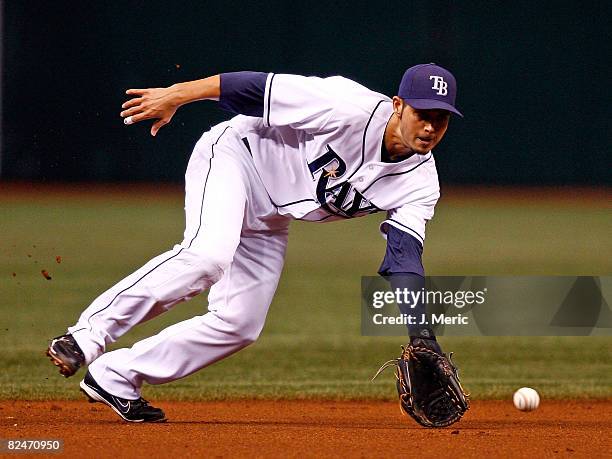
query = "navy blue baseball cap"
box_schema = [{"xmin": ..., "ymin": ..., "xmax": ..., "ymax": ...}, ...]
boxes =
[{"xmin": 398, "ymin": 63, "xmax": 463, "ymax": 117}]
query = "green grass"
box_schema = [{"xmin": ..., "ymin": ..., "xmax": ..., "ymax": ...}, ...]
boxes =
[{"xmin": 1, "ymin": 188, "xmax": 610, "ymax": 400}]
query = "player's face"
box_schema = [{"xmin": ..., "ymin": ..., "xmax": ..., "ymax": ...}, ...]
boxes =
[{"xmin": 397, "ymin": 101, "xmax": 450, "ymax": 154}]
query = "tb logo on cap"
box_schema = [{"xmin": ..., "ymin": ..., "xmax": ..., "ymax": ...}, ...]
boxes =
[{"xmin": 429, "ymin": 75, "xmax": 448, "ymax": 96}]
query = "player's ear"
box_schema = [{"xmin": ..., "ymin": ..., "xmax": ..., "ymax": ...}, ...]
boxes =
[{"xmin": 392, "ymin": 96, "xmax": 404, "ymax": 117}]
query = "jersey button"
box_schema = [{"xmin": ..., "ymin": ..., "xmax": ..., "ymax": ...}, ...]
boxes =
[
  {"xmin": 369, "ymin": 165, "xmax": 374, "ymax": 170},
  {"xmin": 358, "ymin": 177, "xmax": 364, "ymax": 182}
]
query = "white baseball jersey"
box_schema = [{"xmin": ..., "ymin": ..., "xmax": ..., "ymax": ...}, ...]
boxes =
[{"xmin": 227, "ymin": 73, "xmax": 440, "ymax": 244}]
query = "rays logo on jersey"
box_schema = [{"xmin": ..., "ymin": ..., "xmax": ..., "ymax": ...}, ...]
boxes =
[{"xmin": 308, "ymin": 145, "xmax": 380, "ymax": 218}]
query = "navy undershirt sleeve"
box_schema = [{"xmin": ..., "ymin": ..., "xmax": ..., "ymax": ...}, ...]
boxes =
[
  {"xmin": 378, "ymin": 225, "xmax": 434, "ymax": 338},
  {"xmin": 218, "ymin": 71, "xmax": 268, "ymax": 117},
  {"xmin": 378, "ymin": 225, "xmax": 424, "ymax": 277}
]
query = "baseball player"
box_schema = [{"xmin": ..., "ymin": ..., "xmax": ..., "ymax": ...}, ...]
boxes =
[{"xmin": 46, "ymin": 64, "xmax": 468, "ymax": 425}]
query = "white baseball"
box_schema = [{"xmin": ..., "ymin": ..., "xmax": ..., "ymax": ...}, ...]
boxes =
[
  {"xmin": 513, "ymin": 387, "xmax": 540, "ymax": 411},
  {"xmin": 124, "ymin": 116, "xmax": 133, "ymax": 125}
]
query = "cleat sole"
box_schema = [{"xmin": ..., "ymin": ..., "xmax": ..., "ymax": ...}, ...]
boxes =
[{"xmin": 46, "ymin": 349, "xmax": 77, "ymax": 377}]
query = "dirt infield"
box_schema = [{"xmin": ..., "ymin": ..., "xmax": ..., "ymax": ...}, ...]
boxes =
[{"xmin": 1, "ymin": 400, "xmax": 610, "ymax": 458}]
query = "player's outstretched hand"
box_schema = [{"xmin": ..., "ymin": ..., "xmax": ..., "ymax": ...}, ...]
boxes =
[{"xmin": 121, "ymin": 87, "xmax": 181, "ymax": 137}]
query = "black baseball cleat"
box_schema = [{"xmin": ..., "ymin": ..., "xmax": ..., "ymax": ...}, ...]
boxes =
[
  {"xmin": 80, "ymin": 371, "xmax": 166, "ymax": 423},
  {"xmin": 46, "ymin": 334, "xmax": 86, "ymax": 377}
]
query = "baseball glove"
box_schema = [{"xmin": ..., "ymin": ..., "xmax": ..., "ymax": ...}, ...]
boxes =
[{"xmin": 372, "ymin": 338, "xmax": 470, "ymax": 428}]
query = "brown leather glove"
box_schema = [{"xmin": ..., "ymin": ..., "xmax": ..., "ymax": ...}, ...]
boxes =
[{"xmin": 373, "ymin": 338, "xmax": 470, "ymax": 428}]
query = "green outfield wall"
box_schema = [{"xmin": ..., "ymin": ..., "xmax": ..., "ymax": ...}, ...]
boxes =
[{"xmin": 2, "ymin": 1, "xmax": 609, "ymax": 184}]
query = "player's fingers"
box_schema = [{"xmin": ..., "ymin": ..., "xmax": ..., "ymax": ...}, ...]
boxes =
[
  {"xmin": 123, "ymin": 111, "xmax": 154, "ymax": 126},
  {"xmin": 150, "ymin": 118, "xmax": 170, "ymax": 137},
  {"xmin": 125, "ymin": 88, "xmax": 148, "ymax": 96},
  {"xmin": 120, "ymin": 106, "xmax": 144, "ymax": 118},
  {"xmin": 121, "ymin": 97, "xmax": 142, "ymax": 110}
]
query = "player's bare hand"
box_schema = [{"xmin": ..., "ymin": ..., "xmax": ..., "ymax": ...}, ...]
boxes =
[{"xmin": 121, "ymin": 86, "xmax": 181, "ymax": 137}]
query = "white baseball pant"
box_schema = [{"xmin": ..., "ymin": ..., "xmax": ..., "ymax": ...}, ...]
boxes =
[{"xmin": 68, "ymin": 124, "xmax": 290, "ymax": 399}]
